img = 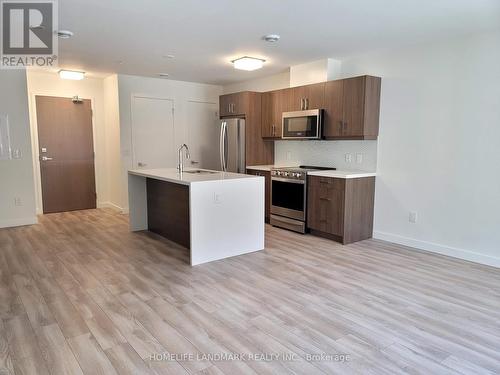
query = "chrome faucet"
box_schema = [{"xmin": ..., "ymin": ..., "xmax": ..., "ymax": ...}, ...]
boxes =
[{"xmin": 177, "ymin": 144, "xmax": 190, "ymax": 172}]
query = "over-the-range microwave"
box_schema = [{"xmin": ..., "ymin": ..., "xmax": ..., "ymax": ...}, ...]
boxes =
[{"xmin": 282, "ymin": 109, "xmax": 322, "ymax": 140}]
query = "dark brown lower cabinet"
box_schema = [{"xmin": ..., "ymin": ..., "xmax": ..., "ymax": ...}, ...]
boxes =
[
  {"xmin": 246, "ymin": 168, "xmax": 270, "ymax": 223},
  {"xmin": 307, "ymin": 176, "xmax": 375, "ymax": 244},
  {"xmin": 147, "ymin": 178, "xmax": 190, "ymax": 248}
]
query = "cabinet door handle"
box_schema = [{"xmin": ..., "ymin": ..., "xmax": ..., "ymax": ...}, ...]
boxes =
[
  {"xmin": 272, "ymin": 124, "xmax": 275, "ymax": 136},
  {"xmin": 300, "ymin": 98, "xmax": 304, "ymax": 110},
  {"xmin": 305, "ymin": 97, "xmax": 309, "ymax": 110},
  {"xmin": 320, "ymin": 197, "xmax": 331, "ymax": 201}
]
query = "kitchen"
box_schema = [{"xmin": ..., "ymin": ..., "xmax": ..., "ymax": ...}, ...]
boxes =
[
  {"xmin": 1, "ymin": 1, "xmax": 499, "ymax": 374},
  {"xmin": 127, "ymin": 72, "xmax": 380, "ymax": 264}
]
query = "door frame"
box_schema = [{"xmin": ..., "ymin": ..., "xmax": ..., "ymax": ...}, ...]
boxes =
[
  {"xmin": 29, "ymin": 93, "xmax": 98, "ymax": 215},
  {"xmin": 130, "ymin": 94, "xmax": 175, "ymax": 169}
]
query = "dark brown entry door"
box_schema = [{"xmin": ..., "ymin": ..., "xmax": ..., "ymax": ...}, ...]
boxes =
[{"xmin": 36, "ymin": 96, "xmax": 96, "ymax": 213}]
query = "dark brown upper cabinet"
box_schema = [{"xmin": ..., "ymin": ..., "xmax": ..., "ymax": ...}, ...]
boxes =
[
  {"xmin": 219, "ymin": 92, "xmax": 246, "ymax": 117},
  {"xmin": 261, "ymin": 90, "xmax": 284, "ymax": 139},
  {"xmin": 292, "ymin": 83, "xmax": 325, "ymax": 111},
  {"xmin": 323, "ymin": 75, "xmax": 381, "ymax": 140},
  {"xmin": 218, "ymin": 91, "xmax": 274, "ymax": 166},
  {"xmin": 283, "ymin": 83, "xmax": 325, "ymax": 112}
]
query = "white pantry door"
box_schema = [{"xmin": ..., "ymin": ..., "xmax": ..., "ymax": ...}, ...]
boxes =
[
  {"xmin": 186, "ymin": 101, "xmax": 220, "ymax": 170},
  {"xmin": 131, "ymin": 96, "xmax": 175, "ymax": 169}
]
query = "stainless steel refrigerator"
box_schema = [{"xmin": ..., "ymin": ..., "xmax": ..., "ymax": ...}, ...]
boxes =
[{"xmin": 219, "ymin": 118, "xmax": 245, "ymax": 173}]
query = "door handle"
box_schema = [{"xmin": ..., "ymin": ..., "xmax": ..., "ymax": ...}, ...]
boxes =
[{"xmin": 41, "ymin": 156, "xmax": 53, "ymax": 161}]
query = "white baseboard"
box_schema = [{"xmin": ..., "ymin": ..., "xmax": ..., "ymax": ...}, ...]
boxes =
[
  {"xmin": 98, "ymin": 201, "xmax": 125, "ymax": 212},
  {"xmin": 0, "ymin": 216, "xmax": 38, "ymax": 229},
  {"xmin": 373, "ymin": 231, "xmax": 500, "ymax": 268}
]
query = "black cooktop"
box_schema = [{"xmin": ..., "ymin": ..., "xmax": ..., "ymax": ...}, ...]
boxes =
[{"xmin": 299, "ymin": 165, "xmax": 336, "ymax": 171}]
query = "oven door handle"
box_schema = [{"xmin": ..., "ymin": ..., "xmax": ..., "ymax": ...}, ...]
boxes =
[{"xmin": 271, "ymin": 177, "xmax": 305, "ymax": 184}]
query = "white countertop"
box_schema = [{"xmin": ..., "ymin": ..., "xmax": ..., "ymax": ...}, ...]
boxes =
[
  {"xmin": 247, "ymin": 165, "xmax": 376, "ymax": 179},
  {"xmin": 307, "ymin": 170, "xmax": 377, "ymax": 179},
  {"xmin": 129, "ymin": 168, "xmax": 259, "ymax": 185}
]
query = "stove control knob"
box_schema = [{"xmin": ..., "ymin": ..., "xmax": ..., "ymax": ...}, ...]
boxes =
[
  {"xmin": 295, "ymin": 173, "xmax": 301, "ymax": 178},
  {"xmin": 284, "ymin": 172, "xmax": 289, "ymax": 177}
]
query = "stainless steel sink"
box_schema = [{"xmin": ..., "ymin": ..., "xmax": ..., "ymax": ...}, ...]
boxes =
[{"xmin": 183, "ymin": 169, "xmax": 218, "ymax": 174}]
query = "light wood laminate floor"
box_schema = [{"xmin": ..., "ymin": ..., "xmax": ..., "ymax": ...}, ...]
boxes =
[{"xmin": 1, "ymin": 208, "xmax": 499, "ymax": 375}]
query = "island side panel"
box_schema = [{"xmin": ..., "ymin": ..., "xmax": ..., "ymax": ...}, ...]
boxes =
[
  {"xmin": 146, "ymin": 178, "xmax": 190, "ymax": 248},
  {"xmin": 189, "ymin": 177, "xmax": 265, "ymax": 266},
  {"xmin": 128, "ymin": 173, "xmax": 148, "ymax": 231}
]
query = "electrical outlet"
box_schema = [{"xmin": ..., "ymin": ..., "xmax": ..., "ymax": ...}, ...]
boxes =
[
  {"xmin": 345, "ymin": 153, "xmax": 352, "ymax": 163},
  {"xmin": 409, "ymin": 212, "xmax": 417, "ymax": 223},
  {"xmin": 14, "ymin": 197, "xmax": 22, "ymax": 206},
  {"xmin": 286, "ymin": 151, "xmax": 292, "ymax": 160},
  {"xmin": 12, "ymin": 149, "xmax": 21, "ymax": 159},
  {"xmin": 356, "ymin": 153, "xmax": 363, "ymax": 164}
]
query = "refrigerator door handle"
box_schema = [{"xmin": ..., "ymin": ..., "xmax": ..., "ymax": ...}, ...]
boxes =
[
  {"xmin": 223, "ymin": 122, "xmax": 228, "ymax": 171},
  {"xmin": 220, "ymin": 122, "xmax": 226, "ymax": 171}
]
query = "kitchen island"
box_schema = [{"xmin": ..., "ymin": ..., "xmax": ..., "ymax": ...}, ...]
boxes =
[{"xmin": 128, "ymin": 168, "xmax": 265, "ymax": 265}]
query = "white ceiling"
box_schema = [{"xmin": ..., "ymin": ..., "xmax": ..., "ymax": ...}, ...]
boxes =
[{"xmin": 57, "ymin": 0, "xmax": 500, "ymax": 85}]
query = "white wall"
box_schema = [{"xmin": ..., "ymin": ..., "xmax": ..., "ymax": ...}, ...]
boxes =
[
  {"xmin": 103, "ymin": 75, "xmax": 122, "ymax": 210},
  {"xmin": 117, "ymin": 74, "xmax": 222, "ymax": 210},
  {"xmin": 26, "ymin": 70, "xmax": 122, "ymax": 212},
  {"xmin": 223, "ymin": 70, "xmax": 290, "ymax": 94},
  {"xmin": 341, "ymin": 30, "xmax": 500, "ymax": 267},
  {"xmin": 0, "ymin": 70, "xmax": 37, "ymax": 228}
]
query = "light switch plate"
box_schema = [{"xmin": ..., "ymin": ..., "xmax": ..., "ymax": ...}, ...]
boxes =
[{"xmin": 345, "ymin": 153, "xmax": 352, "ymax": 163}]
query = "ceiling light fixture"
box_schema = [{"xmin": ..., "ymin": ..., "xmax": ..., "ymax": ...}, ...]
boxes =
[
  {"xmin": 59, "ymin": 70, "xmax": 85, "ymax": 80},
  {"xmin": 57, "ymin": 30, "xmax": 74, "ymax": 39},
  {"xmin": 232, "ymin": 56, "xmax": 265, "ymax": 71},
  {"xmin": 263, "ymin": 34, "xmax": 280, "ymax": 42}
]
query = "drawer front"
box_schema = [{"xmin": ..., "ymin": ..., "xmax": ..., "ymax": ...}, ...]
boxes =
[{"xmin": 307, "ymin": 176, "xmax": 345, "ymax": 236}]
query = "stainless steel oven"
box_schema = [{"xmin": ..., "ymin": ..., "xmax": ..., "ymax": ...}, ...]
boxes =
[
  {"xmin": 282, "ymin": 109, "xmax": 322, "ymax": 139},
  {"xmin": 270, "ymin": 166, "xmax": 335, "ymax": 233}
]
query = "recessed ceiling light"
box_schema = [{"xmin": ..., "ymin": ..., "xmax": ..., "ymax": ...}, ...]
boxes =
[
  {"xmin": 57, "ymin": 30, "xmax": 74, "ymax": 39},
  {"xmin": 232, "ymin": 56, "xmax": 265, "ymax": 71},
  {"xmin": 59, "ymin": 70, "xmax": 85, "ymax": 80},
  {"xmin": 158, "ymin": 73, "xmax": 169, "ymax": 78},
  {"xmin": 263, "ymin": 34, "xmax": 280, "ymax": 42}
]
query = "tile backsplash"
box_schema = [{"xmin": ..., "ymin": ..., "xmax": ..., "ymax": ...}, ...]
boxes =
[{"xmin": 274, "ymin": 140, "xmax": 377, "ymax": 171}]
